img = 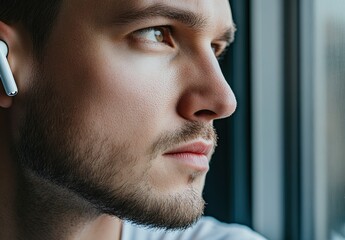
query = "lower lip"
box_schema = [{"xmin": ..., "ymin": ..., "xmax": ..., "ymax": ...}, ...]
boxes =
[{"xmin": 163, "ymin": 152, "xmax": 209, "ymax": 171}]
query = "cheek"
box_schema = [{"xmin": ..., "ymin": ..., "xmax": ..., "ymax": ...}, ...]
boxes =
[
  {"xmin": 95, "ymin": 57, "xmax": 174, "ymax": 141},
  {"xmin": 50, "ymin": 44, "xmax": 178, "ymax": 146}
]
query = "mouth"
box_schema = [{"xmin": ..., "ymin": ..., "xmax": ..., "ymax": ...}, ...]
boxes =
[{"xmin": 163, "ymin": 141, "xmax": 214, "ymax": 172}]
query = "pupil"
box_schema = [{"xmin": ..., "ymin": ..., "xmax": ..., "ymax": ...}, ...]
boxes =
[{"xmin": 154, "ymin": 30, "xmax": 164, "ymax": 42}]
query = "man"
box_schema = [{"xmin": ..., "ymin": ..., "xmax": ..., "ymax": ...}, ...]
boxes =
[{"xmin": 0, "ymin": 0, "xmax": 266, "ymax": 239}]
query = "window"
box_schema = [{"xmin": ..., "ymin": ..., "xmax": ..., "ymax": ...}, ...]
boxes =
[
  {"xmin": 252, "ymin": 0, "xmax": 345, "ymax": 239},
  {"xmin": 301, "ymin": 1, "xmax": 345, "ymax": 239},
  {"xmin": 204, "ymin": 1, "xmax": 345, "ymax": 239}
]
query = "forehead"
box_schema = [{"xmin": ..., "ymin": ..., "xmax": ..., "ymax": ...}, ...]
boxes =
[{"xmin": 60, "ymin": 0, "xmax": 233, "ymax": 29}]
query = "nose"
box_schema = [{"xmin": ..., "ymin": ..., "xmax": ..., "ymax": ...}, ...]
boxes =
[{"xmin": 176, "ymin": 50, "xmax": 237, "ymax": 122}]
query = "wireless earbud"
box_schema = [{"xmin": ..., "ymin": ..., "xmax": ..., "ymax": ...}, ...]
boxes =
[{"xmin": 0, "ymin": 40, "xmax": 18, "ymax": 96}]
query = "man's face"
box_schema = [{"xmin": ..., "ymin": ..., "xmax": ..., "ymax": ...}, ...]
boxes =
[{"xmin": 14, "ymin": 0, "xmax": 236, "ymax": 230}]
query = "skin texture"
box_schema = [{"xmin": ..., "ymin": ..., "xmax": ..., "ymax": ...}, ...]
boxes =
[{"xmin": 0, "ymin": 0, "xmax": 237, "ymax": 239}]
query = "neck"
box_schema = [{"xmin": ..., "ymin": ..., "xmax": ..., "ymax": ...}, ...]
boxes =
[{"xmin": 0, "ymin": 111, "xmax": 123, "ymax": 240}]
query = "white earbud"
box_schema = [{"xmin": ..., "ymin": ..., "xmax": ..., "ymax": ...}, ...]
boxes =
[{"xmin": 0, "ymin": 40, "xmax": 18, "ymax": 96}]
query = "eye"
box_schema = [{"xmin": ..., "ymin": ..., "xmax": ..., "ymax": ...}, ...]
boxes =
[
  {"xmin": 131, "ymin": 26, "xmax": 173, "ymax": 46},
  {"xmin": 211, "ymin": 43, "xmax": 228, "ymax": 60}
]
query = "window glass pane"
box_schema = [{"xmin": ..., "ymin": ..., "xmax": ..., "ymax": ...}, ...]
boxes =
[{"xmin": 310, "ymin": 1, "xmax": 345, "ymax": 239}]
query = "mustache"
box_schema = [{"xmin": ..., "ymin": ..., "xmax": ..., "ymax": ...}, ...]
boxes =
[{"xmin": 150, "ymin": 121, "xmax": 218, "ymax": 158}]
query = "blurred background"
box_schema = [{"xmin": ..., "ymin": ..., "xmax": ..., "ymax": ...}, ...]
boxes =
[{"xmin": 203, "ymin": 0, "xmax": 345, "ymax": 239}]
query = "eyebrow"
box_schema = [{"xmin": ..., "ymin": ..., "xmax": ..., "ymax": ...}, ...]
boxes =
[
  {"xmin": 114, "ymin": 4, "xmax": 207, "ymax": 29},
  {"xmin": 219, "ymin": 25, "xmax": 237, "ymax": 45},
  {"xmin": 114, "ymin": 3, "xmax": 236, "ymax": 45}
]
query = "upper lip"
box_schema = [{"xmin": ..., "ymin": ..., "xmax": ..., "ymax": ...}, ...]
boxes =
[{"xmin": 163, "ymin": 141, "xmax": 214, "ymax": 157}]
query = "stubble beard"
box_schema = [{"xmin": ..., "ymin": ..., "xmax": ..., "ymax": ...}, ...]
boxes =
[{"xmin": 14, "ymin": 70, "xmax": 217, "ymax": 230}]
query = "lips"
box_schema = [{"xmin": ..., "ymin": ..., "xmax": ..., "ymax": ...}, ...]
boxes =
[
  {"xmin": 164, "ymin": 142, "xmax": 213, "ymax": 156},
  {"xmin": 163, "ymin": 141, "xmax": 214, "ymax": 171}
]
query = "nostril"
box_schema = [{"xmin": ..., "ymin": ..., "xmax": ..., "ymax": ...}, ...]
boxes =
[{"xmin": 194, "ymin": 109, "xmax": 217, "ymax": 118}]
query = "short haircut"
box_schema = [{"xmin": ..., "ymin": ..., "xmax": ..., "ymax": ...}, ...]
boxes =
[{"xmin": 0, "ymin": 0, "xmax": 62, "ymax": 57}]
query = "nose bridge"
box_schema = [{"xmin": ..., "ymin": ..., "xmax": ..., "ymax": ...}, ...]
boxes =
[
  {"xmin": 197, "ymin": 51, "xmax": 228, "ymax": 90},
  {"xmin": 177, "ymin": 49, "xmax": 237, "ymax": 121}
]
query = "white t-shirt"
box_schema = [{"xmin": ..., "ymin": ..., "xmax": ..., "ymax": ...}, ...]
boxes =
[{"xmin": 122, "ymin": 216, "xmax": 267, "ymax": 240}]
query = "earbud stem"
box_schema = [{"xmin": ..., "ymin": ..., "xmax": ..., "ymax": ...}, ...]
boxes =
[{"xmin": 0, "ymin": 40, "xmax": 18, "ymax": 96}]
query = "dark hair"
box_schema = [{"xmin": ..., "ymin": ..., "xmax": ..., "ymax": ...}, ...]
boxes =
[{"xmin": 0, "ymin": 0, "xmax": 62, "ymax": 56}]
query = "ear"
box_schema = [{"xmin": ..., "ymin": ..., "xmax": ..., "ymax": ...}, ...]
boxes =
[
  {"xmin": 0, "ymin": 21, "xmax": 31, "ymax": 108},
  {"xmin": 0, "ymin": 87, "xmax": 13, "ymax": 108}
]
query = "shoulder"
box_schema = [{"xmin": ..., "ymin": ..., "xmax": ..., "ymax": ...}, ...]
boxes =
[{"xmin": 122, "ymin": 216, "xmax": 267, "ymax": 240}]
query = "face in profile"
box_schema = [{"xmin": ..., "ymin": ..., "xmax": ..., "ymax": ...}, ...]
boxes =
[{"xmin": 13, "ymin": 0, "xmax": 236, "ymax": 230}]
